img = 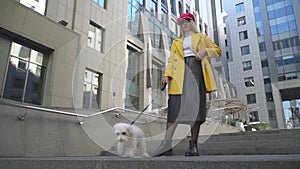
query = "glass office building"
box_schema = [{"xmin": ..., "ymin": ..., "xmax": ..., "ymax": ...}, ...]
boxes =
[{"xmin": 224, "ymin": 0, "xmax": 300, "ymax": 128}]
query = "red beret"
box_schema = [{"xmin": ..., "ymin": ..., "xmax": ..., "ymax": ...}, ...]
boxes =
[{"xmin": 177, "ymin": 13, "xmax": 195, "ymax": 24}]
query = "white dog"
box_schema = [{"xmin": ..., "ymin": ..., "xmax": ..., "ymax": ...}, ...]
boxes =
[{"xmin": 112, "ymin": 123, "xmax": 149, "ymax": 157}]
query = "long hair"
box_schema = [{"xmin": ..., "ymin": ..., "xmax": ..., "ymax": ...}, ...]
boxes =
[{"xmin": 179, "ymin": 20, "xmax": 199, "ymax": 38}]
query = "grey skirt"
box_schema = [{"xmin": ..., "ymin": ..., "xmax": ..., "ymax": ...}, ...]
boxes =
[{"xmin": 167, "ymin": 56, "xmax": 206, "ymax": 124}]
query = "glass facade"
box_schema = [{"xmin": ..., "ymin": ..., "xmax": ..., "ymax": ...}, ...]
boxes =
[
  {"xmin": 251, "ymin": 0, "xmax": 300, "ymax": 128},
  {"xmin": 267, "ymin": 0, "xmax": 296, "ymax": 35}
]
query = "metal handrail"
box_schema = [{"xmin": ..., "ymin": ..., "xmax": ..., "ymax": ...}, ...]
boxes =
[{"xmin": 0, "ymin": 100, "xmax": 167, "ymax": 123}]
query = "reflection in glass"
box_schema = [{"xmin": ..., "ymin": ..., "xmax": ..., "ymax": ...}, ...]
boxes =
[
  {"xmin": 24, "ymin": 63, "xmax": 45, "ymax": 104},
  {"xmin": 3, "ymin": 42, "xmax": 45, "ymax": 104},
  {"xmin": 82, "ymin": 69, "xmax": 100, "ymax": 109},
  {"xmin": 125, "ymin": 48, "xmax": 140, "ymax": 110},
  {"xmin": 3, "ymin": 57, "xmax": 27, "ymax": 101}
]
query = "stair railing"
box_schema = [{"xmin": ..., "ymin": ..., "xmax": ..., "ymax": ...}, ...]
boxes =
[{"xmin": 0, "ymin": 100, "xmax": 167, "ymax": 124}]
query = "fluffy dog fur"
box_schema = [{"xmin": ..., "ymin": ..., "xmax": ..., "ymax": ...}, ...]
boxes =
[{"xmin": 113, "ymin": 123, "xmax": 149, "ymax": 157}]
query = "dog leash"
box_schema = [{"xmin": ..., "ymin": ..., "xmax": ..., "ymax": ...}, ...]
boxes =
[{"xmin": 130, "ymin": 100, "xmax": 153, "ymax": 125}]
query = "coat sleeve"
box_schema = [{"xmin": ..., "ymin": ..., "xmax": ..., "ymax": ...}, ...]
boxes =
[
  {"xmin": 203, "ymin": 35, "xmax": 222, "ymax": 58},
  {"xmin": 164, "ymin": 42, "xmax": 175, "ymax": 78}
]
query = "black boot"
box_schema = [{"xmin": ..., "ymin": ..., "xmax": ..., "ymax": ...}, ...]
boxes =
[
  {"xmin": 151, "ymin": 140, "xmax": 173, "ymax": 157},
  {"xmin": 185, "ymin": 140, "xmax": 199, "ymax": 156}
]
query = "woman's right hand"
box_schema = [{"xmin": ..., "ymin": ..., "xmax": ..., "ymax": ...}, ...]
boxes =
[{"xmin": 161, "ymin": 76, "xmax": 169, "ymax": 84}]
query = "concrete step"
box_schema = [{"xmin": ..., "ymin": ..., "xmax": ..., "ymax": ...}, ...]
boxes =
[
  {"xmin": 1, "ymin": 155, "xmax": 299, "ymax": 169},
  {"xmin": 100, "ymin": 129, "xmax": 300, "ymax": 156},
  {"xmin": 172, "ymin": 129, "xmax": 300, "ymax": 155}
]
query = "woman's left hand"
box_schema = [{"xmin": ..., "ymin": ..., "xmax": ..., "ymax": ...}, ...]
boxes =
[{"xmin": 195, "ymin": 50, "xmax": 207, "ymax": 61}]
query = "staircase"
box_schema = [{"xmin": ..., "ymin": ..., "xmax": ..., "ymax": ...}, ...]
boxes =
[
  {"xmin": 173, "ymin": 128, "xmax": 300, "ymax": 155},
  {"xmin": 1, "ymin": 154, "xmax": 299, "ymax": 169},
  {"xmin": 1, "ymin": 101, "xmax": 300, "ymax": 169}
]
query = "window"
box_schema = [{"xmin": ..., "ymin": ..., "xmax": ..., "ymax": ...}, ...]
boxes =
[
  {"xmin": 254, "ymin": 12, "xmax": 262, "ymax": 21},
  {"xmin": 3, "ymin": 42, "xmax": 46, "ymax": 104},
  {"xmin": 92, "ymin": 0, "xmax": 106, "ymax": 8},
  {"xmin": 171, "ymin": 0, "xmax": 176, "ymax": 15},
  {"xmin": 247, "ymin": 94, "xmax": 256, "ymax": 104},
  {"xmin": 226, "ymin": 51, "xmax": 229, "ymax": 60},
  {"xmin": 266, "ymin": 92, "xmax": 273, "ymax": 101},
  {"xmin": 283, "ymin": 55, "xmax": 295, "ymax": 65},
  {"xmin": 268, "ymin": 4, "xmax": 297, "ymax": 35},
  {"xmin": 244, "ymin": 77, "xmax": 255, "ymax": 87},
  {"xmin": 127, "ymin": 0, "xmax": 143, "ymax": 39},
  {"xmin": 152, "ymin": 61, "xmax": 165, "ymax": 109},
  {"xmin": 149, "ymin": 0, "xmax": 157, "ymax": 16},
  {"xmin": 243, "ymin": 61, "xmax": 252, "ymax": 71},
  {"xmin": 259, "ymin": 42, "xmax": 266, "ymax": 52},
  {"xmin": 277, "ymin": 22, "xmax": 289, "ymax": 34},
  {"xmin": 148, "ymin": 19, "xmax": 162, "ymax": 49},
  {"xmin": 186, "ymin": 4, "xmax": 190, "ymax": 13},
  {"xmin": 276, "ymin": 57, "xmax": 283, "ymax": 66},
  {"xmin": 125, "ymin": 46, "xmax": 140, "ymax": 110},
  {"xmin": 252, "ymin": 0, "xmax": 259, "ymax": 7},
  {"xmin": 19, "ymin": 0, "xmax": 46, "ymax": 15},
  {"xmin": 239, "ymin": 31, "xmax": 248, "ymax": 41},
  {"xmin": 256, "ymin": 26, "xmax": 264, "ymax": 36},
  {"xmin": 261, "ymin": 58, "xmax": 269, "ymax": 67},
  {"xmin": 285, "ymin": 73, "xmax": 297, "ymax": 80},
  {"xmin": 178, "ymin": 0, "xmax": 183, "ymax": 15},
  {"xmin": 264, "ymin": 76, "xmax": 271, "ymax": 84},
  {"xmin": 88, "ymin": 21, "xmax": 105, "ymax": 53},
  {"xmin": 249, "ymin": 111, "xmax": 259, "ymax": 122},
  {"xmin": 161, "ymin": 0, "xmax": 168, "ymax": 26},
  {"xmin": 236, "ymin": 2, "xmax": 245, "ymax": 12},
  {"xmin": 83, "ymin": 69, "xmax": 102, "ymax": 109},
  {"xmin": 273, "ymin": 36, "xmax": 300, "ymax": 51},
  {"xmin": 268, "ymin": 110, "xmax": 276, "ymax": 119},
  {"xmin": 241, "ymin": 45, "xmax": 250, "ymax": 55},
  {"xmin": 237, "ymin": 16, "xmax": 246, "ymax": 26}
]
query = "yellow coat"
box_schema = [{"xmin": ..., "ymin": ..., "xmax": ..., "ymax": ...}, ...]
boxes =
[{"xmin": 164, "ymin": 33, "xmax": 222, "ymax": 94}]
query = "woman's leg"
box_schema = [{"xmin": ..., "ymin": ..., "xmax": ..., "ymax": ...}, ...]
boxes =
[
  {"xmin": 190, "ymin": 121, "xmax": 201, "ymax": 142},
  {"xmin": 164, "ymin": 122, "xmax": 178, "ymax": 140},
  {"xmin": 185, "ymin": 121, "xmax": 201, "ymax": 156},
  {"xmin": 152, "ymin": 122, "xmax": 177, "ymax": 156}
]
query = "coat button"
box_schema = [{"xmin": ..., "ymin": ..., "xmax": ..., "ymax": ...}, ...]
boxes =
[{"xmin": 174, "ymin": 68, "xmax": 176, "ymax": 70}]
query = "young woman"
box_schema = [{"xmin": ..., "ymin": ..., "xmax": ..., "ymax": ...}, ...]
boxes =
[{"xmin": 154, "ymin": 13, "xmax": 222, "ymax": 156}]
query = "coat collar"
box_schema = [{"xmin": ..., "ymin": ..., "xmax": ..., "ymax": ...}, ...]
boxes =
[{"xmin": 173, "ymin": 33, "xmax": 203, "ymax": 55}]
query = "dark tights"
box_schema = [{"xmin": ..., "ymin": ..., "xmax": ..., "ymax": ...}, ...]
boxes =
[
  {"xmin": 190, "ymin": 121, "xmax": 201, "ymax": 142},
  {"xmin": 164, "ymin": 121, "xmax": 201, "ymax": 142}
]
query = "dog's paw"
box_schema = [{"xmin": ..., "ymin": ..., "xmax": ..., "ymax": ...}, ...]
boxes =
[
  {"xmin": 141, "ymin": 153, "xmax": 149, "ymax": 157},
  {"xmin": 122, "ymin": 153, "xmax": 135, "ymax": 158}
]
